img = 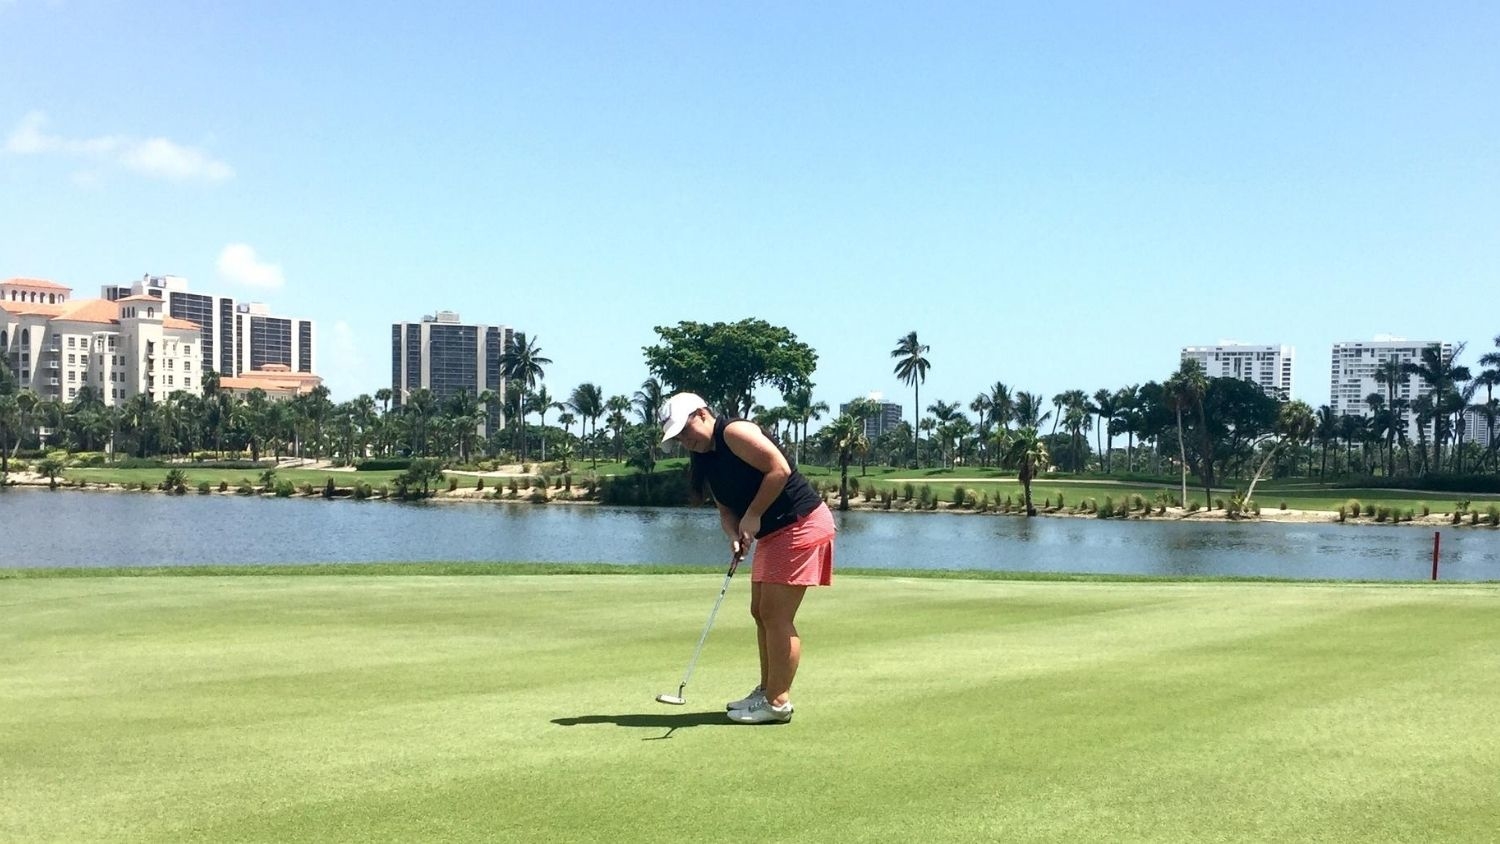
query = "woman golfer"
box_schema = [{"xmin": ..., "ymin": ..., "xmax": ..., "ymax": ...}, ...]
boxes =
[{"xmin": 659, "ymin": 392, "xmax": 836, "ymax": 724}]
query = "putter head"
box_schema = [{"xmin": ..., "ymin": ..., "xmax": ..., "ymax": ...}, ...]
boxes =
[{"xmin": 655, "ymin": 693, "xmax": 686, "ymax": 706}]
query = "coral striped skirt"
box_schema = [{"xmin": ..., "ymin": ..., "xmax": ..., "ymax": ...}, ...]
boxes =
[{"xmin": 752, "ymin": 503, "xmax": 836, "ymax": 587}]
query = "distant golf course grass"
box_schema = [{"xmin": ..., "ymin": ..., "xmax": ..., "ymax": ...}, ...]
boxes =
[{"xmin": 4, "ymin": 570, "xmax": 1498, "ymax": 842}]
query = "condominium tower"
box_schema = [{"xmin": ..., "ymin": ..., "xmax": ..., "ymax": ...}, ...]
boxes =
[
  {"xmin": 1330, "ymin": 338, "xmax": 1453, "ymax": 433},
  {"xmin": 839, "ymin": 394, "xmax": 904, "ymax": 440},
  {"xmin": 1, "ymin": 277, "xmax": 202, "ymax": 407},
  {"xmin": 391, "ymin": 311, "xmax": 512, "ymax": 434},
  {"xmin": 1180, "ymin": 343, "xmax": 1294, "ymax": 400},
  {"xmin": 101, "ymin": 274, "xmax": 316, "ymax": 378}
]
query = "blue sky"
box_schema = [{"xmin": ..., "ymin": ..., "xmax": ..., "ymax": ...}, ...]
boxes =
[{"xmin": 3, "ymin": 1, "xmax": 1497, "ymax": 422}]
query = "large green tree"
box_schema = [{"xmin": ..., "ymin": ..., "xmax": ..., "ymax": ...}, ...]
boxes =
[{"xmin": 643, "ymin": 319, "xmax": 817, "ymax": 418}]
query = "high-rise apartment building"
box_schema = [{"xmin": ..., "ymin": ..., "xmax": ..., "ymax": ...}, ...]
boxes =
[
  {"xmin": 839, "ymin": 394, "xmax": 903, "ymax": 440},
  {"xmin": 102, "ymin": 274, "xmax": 315, "ymax": 378},
  {"xmin": 391, "ymin": 311, "xmax": 512, "ymax": 434},
  {"xmin": 1329, "ymin": 338, "xmax": 1452, "ymax": 433},
  {"xmin": 2, "ymin": 277, "xmax": 202, "ymax": 407},
  {"xmin": 1180, "ymin": 343, "xmax": 1294, "ymax": 400}
]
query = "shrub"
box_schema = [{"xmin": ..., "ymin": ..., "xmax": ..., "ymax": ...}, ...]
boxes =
[
  {"xmin": 355, "ymin": 458, "xmax": 412, "ymax": 472},
  {"xmin": 1488, "ymin": 504, "xmax": 1500, "ymax": 526},
  {"xmin": 476, "ymin": 477, "xmax": 485, "ymax": 490},
  {"xmin": 377, "ymin": 485, "xmax": 389, "ymax": 499},
  {"xmin": 1214, "ymin": 497, "xmax": 1225, "ymax": 511},
  {"xmin": 1279, "ymin": 500, "xmax": 1287, "ymax": 510},
  {"xmin": 1098, "ymin": 496, "xmax": 1115, "ymax": 518},
  {"xmin": 298, "ymin": 483, "xmax": 314, "ymax": 496},
  {"xmin": 1187, "ymin": 501, "xmax": 1201, "ymax": 513},
  {"xmin": 1451, "ymin": 511, "xmax": 1462, "ymax": 525},
  {"xmin": 1403, "ymin": 508, "xmax": 1415, "ymax": 523},
  {"xmin": 353, "ymin": 483, "xmax": 370, "ymax": 500},
  {"xmin": 237, "ymin": 482, "xmax": 254, "ymax": 495},
  {"xmin": 1421, "ymin": 503, "xmax": 1430, "ymax": 517},
  {"xmin": 529, "ymin": 488, "xmax": 548, "ymax": 503},
  {"xmin": 259, "ymin": 469, "xmax": 277, "ymax": 489},
  {"xmin": 521, "ymin": 463, "xmax": 531, "ymax": 474},
  {"xmin": 274, "ymin": 480, "xmax": 294, "ymax": 497},
  {"xmin": 1471, "ymin": 511, "xmax": 1481, "ymax": 526},
  {"xmin": 196, "ymin": 480, "xmax": 211, "ymax": 495},
  {"xmin": 163, "ymin": 468, "xmax": 188, "ymax": 490},
  {"xmin": 917, "ymin": 485, "xmax": 933, "ymax": 508},
  {"xmin": 1374, "ymin": 507, "xmax": 1389, "ymax": 523},
  {"xmin": 218, "ymin": 480, "xmax": 228, "ymax": 492},
  {"xmin": 1056, "ymin": 493, "xmax": 1065, "ymax": 510},
  {"xmin": 951, "ymin": 486, "xmax": 967, "ymax": 508},
  {"xmin": 508, "ymin": 478, "xmax": 520, "ymax": 494},
  {"xmin": 1337, "ymin": 505, "xmax": 1346, "ymax": 522},
  {"xmin": 1345, "ymin": 499, "xmax": 1363, "ymax": 518},
  {"xmin": 902, "ymin": 482, "xmax": 915, "ymax": 502},
  {"xmin": 448, "ymin": 476, "xmax": 459, "ymax": 492}
]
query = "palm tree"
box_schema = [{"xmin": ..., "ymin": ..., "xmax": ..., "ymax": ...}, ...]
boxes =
[
  {"xmin": 890, "ymin": 331, "xmax": 930, "ymax": 468},
  {"xmin": 606, "ymin": 394, "xmax": 631, "ymax": 462},
  {"xmin": 1244, "ymin": 400, "xmax": 1315, "ymax": 509},
  {"xmin": 1372, "ymin": 358, "xmax": 1405, "ymax": 476},
  {"xmin": 1479, "ymin": 335, "xmax": 1500, "ymax": 470},
  {"xmin": 1001, "ymin": 427, "xmax": 1049, "ymax": 517},
  {"xmin": 531, "ymin": 384, "xmax": 562, "ymax": 462},
  {"xmin": 500, "ymin": 332, "xmax": 552, "ymax": 463},
  {"xmin": 1091, "ymin": 388, "xmax": 1119, "ymax": 473},
  {"xmin": 1165, "ymin": 360, "xmax": 1207, "ymax": 508},
  {"xmin": 926, "ymin": 399, "xmax": 961, "ymax": 467},
  {"xmin": 969, "ymin": 393, "xmax": 992, "ymax": 466},
  {"xmin": 824, "ymin": 413, "xmax": 868, "ymax": 511},
  {"xmin": 0, "ymin": 392, "xmax": 19, "ymax": 479},
  {"xmin": 568, "ymin": 383, "xmax": 605, "ymax": 469},
  {"xmin": 1012, "ymin": 391, "xmax": 1051, "ymax": 430},
  {"xmin": 783, "ymin": 386, "xmax": 828, "ymax": 467},
  {"xmin": 1115, "ymin": 385, "xmax": 1142, "ymax": 473},
  {"xmin": 1314, "ymin": 404, "xmax": 1338, "ymax": 479},
  {"xmin": 1403, "ymin": 342, "xmax": 1471, "ymax": 474}
]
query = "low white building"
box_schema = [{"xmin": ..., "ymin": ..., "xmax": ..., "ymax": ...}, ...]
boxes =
[{"xmin": 1, "ymin": 277, "xmax": 202, "ymax": 406}]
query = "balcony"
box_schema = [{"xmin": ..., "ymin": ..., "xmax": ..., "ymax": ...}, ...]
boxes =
[
  {"xmin": 46, "ymin": 360, "xmax": 59, "ymax": 369},
  {"xmin": 47, "ymin": 377, "xmax": 59, "ymax": 386}
]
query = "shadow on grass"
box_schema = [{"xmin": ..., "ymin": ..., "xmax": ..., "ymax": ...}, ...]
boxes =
[{"xmin": 552, "ymin": 710, "xmax": 776, "ymax": 740}]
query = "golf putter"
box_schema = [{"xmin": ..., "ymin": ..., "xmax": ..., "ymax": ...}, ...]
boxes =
[{"xmin": 656, "ymin": 544, "xmax": 744, "ymax": 705}]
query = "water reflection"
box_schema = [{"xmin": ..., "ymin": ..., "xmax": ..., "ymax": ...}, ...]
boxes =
[{"xmin": 0, "ymin": 489, "xmax": 1495, "ymax": 582}]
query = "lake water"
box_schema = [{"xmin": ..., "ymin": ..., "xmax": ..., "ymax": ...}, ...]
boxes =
[{"xmin": 1, "ymin": 489, "xmax": 1496, "ymax": 581}]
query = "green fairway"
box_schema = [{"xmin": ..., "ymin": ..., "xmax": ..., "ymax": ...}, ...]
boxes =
[{"xmin": 3, "ymin": 573, "xmax": 1498, "ymax": 842}]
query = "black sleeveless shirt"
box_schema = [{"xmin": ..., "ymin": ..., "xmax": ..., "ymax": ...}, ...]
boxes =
[{"xmin": 695, "ymin": 416, "xmax": 822, "ymax": 538}]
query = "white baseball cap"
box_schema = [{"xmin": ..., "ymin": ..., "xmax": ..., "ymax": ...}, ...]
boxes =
[{"xmin": 658, "ymin": 392, "xmax": 708, "ymax": 443}]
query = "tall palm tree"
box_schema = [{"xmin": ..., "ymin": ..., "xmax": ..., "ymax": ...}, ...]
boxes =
[
  {"xmin": 988, "ymin": 381, "xmax": 1014, "ymax": 458},
  {"xmin": 926, "ymin": 399, "xmax": 961, "ymax": 467},
  {"xmin": 500, "ymin": 332, "xmax": 552, "ymax": 464},
  {"xmin": 632, "ymin": 377, "xmax": 665, "ymax": 427},
  {"xmin": 1244, "ymin": 400, "xmax": 1316, "ymax": 508},
  {"xmin": 824, "ymin": 413, "xmax": 868, "ymax": 510},
  {"xmin": 1372, "ymin": 358, "xmax": 1405, "ymax": 476},
  {"xmin": 605, "ymin": 394, "xmax": 631, "ymax": 462},
  {"xmin": 1403, "ymin": 343, "xmax": 1470, "ymax": 474},
  {"xmin": 1479, "ymin": 334, "xmax": 1500, "ymax": 469},
  {"xmin": 1315, "ymin": 404, "xmax": 1338, "ymax": 479},
  {"xmin": 1091, "ymin": 388, "xmax": 1119, "ymax": 473},
  {"xmin": 1012, "ymin": 391, "xmax": 1051, "ymax": 430},
  {"xmin": 568, "ymin": 383, "xmax": 605, "ymax": 469},
  {"xmin": 531, "ymin": 384, "xmax": 561, "ymax": 462},
  {"xmin": 969, "ymin": 393, "xmax": 992, "ymax": 466},
  {"xmin": 890, "ymin": 331, "xmax": 930, "ymax": 468},
  {"xmin": 1001, "ymin": 427, "xmax": 1049, "ymax": 517},
  {"xmin": 1165, "ymin": 360, "xmax": 1207, "ymax": 508},
  {"xmin": 783, "ymin": 386, "xmax": 828, "ymax": 467}
]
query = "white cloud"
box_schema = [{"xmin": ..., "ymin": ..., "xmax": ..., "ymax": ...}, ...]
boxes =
[
  {"xmin": 216, "ymin": 243, "xmax": 285, "ymax": 290},
  {"xmin": 4, "ymin": 110, "xmax": 233, "ymax": 184}
]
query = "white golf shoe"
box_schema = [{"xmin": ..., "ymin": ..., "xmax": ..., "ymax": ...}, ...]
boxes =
[
  {"xmin": 725, "ymin": 685, "xmax": 765, "ymax": 711},
  {"xmin": 727, "ymin": 698, "xmax": 793, "ymax": 724}
]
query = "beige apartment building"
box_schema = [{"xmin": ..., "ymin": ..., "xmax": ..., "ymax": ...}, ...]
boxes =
[{"xmin": 1, "ymin": 277, "xmax": 202, "ymax": 406}]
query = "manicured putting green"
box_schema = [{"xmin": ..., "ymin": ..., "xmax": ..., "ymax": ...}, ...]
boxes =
[{"xmin": 3, "ymin": 573, "xmax": 1497, "ymax": 842}]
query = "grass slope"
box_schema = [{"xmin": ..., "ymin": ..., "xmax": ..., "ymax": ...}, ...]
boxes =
[{"xmin": 3, "ymin": 575, "xmax": 1497, "ymax": 842}]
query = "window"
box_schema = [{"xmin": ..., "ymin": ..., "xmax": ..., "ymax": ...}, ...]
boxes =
[
  {"xmin": 167, "ymin": 359, "xmax": 174, "ymax": 370},
  {"xmin": 167, "ymin": 375, "xmax": 174, "ymax": 386},
  {"xmin": 68, "ymin": 387, "xmax": 76, "ymax": 398},
  {"xmin": 185, "ymin": 377, "xmax": 192, "ymax": 389},
  {"xmin": 184, "ymin": 360, "xmax": 192, "ymax": 371},
  {"xmin": 67, "ymin": 337, "xmax": 76, "ymax": 348},
  {"xmin": 68, "ymin": 371, "xmax": 75, "ymax": 382},
  {"xmin": 68, "ymin": 353, "xmax": 75, "ymax": 364}
]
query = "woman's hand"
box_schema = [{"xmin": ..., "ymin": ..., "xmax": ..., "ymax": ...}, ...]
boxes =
[{"xmin": 737, "ymin": 511, "xmax": 761, "ymax": 547}]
